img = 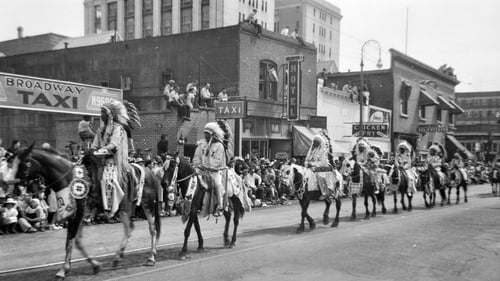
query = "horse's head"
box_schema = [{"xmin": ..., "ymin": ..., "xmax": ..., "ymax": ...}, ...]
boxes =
[
  {"xmin": 161, "ymin": 152, "xmax": 180, "ymax": 190},
  {"xmin": 233, "ymin": 157, "xmax": 248, "ymax": 176},
  {"xmin": 9, "ymin": 143, "xmax": 42, "ymax": 182},
  {"xmin": 279, "ymin": 164, "xmax": 294, "ymax": 188}
]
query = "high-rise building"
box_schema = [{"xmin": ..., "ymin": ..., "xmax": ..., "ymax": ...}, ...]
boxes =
[
  {"xmin": 275, "ymin": 0, "xmax": 341, "ymax": 72},
  {"xmin": 84, "ymin": 0, "xmax": 275, "ymax": 40}
]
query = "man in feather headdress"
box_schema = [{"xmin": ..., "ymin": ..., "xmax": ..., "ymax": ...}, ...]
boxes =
[
  {"xmin": 91, "ymin": 100, "xmax": 141, "ymax": 216},
  {"xmin": 304, "ymin": 132, "xmax": 337, "ymax": 200},
  {"xmin": 193, "ymin": 121, "xmax": 232, "ymax": 217},
  {"xmin": 394, "ymin": 141, "xmax": 418, "ymax": 195}
]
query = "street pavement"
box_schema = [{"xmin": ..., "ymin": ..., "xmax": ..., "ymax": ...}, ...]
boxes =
[{"xmin": 1, "ymin": 184, "xmax": 499, "ymax": 281}]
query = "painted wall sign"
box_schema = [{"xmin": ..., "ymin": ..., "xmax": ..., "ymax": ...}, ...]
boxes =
[
  {"xmin": 352, "ymin": 122, "xmax": 390, "ymax": 138},
  {"xmin": 0, "ymin": 72, "xmax": 122, "ymax": 116}
]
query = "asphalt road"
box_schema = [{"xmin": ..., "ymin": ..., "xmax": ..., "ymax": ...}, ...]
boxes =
[{"xmin": 1, "ymin": 184, "xmax": 499, "ymax": 281}]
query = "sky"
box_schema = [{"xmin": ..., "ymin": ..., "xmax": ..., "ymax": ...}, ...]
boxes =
[{"xmin": 1, "ymin": 0, "xmax": 499, "ymax": 92}]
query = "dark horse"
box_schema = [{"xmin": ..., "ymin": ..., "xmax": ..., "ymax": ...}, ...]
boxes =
[
  {"xmin": 161, "ymin": 154, "xmax": 246, "ymax": 259},
  {"xmin": 447, "ymin": 168, "xmax": 468, "ymax": 204},
  {"xmin": 350, "ymin": 162, "xmax": 377, "ymax": 219},
  {"xmin": 279, "ymin": 163, "xmax": 342, "ymax": 232},
  {"xmin": 389, "ymin": 165, "xmax": 413, "ymax": 213},
  {"xmin": 10, "ymin": 145, "xmax": 162, "ymax": 280},
  {"xmin": 420, "ymin": 164, "xmax": 447, "ymax": 207}
]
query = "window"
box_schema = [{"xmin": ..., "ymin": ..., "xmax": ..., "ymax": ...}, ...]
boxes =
[
  {"xmin": 419, "ymin": 105, "xmax": 426, "ymax": 119},
  {"xmin": 399, "ymin": 82, "xmax": 411, "ymax": 115},
  {"xmin": 107, "ymin": 2, "xmax": 117, "ymax": 31},
  {"xmin": 259, "ymin": 60, "xmax": 278, "ymax": 101},
  {"xmin": 449, "ymin": 112, "xmax": 454, "ymax": 125},
  {"xmin": 437, "ymin": 108, "xmax": 442, "ymax": 122},
  {"xmin": 330, "ymin": 30, "xmax": 332, "ymax": 40},
  {"xmin": 181, "ymin": 0, "xmax": 192, "ymax": 33},
  {"xmin": 143, "ymin": 0, "xmax": 153, "ymax": 37},
  {"xmin": 201, "ymin": 0, "xmax": 209, "ymax": 29},
  {"xmin": 313, "ymin": 23, "xmax": 315, "ymax": 33},
  {"xmin": 124, "ymin": 0, "xmax": 135, "ymax": 39},
  {"xmin": 314, "ymin": 8, "xmax": 316, "ymax": 17},
  {"xmin": 95, "ymin": 5, "xmax": 102, "ymax": 33}
]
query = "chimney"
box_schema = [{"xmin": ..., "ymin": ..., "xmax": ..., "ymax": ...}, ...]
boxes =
[{"xmin": 17, "ymin": 26, "xmax": 24, "ymax": 38}]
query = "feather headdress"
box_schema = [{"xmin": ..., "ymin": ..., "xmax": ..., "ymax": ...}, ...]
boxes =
[{"xmin": 102, "ymin": 99, "xmax": 141, "ymax": 129}]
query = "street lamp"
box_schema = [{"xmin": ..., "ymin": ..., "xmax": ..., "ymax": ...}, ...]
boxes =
[{"xmin": 359, "ymin": 40, "xmax": 383, "ymax": 137}]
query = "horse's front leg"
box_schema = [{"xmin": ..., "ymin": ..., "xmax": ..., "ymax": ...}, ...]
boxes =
[
  {"xmin": 331, "ymin": 198, "xmax": 341, "ymax": 227},
  {"xmin": 323, "ymin": 199, "xmax": 331, "ymax": 225},
  {"xmin": 112, "ymin": 210, "xmax": 133, "ymax": 268},
  {"xmin": 364, "ymin": 195, "xmax": 370, "ymax": 219},
  {"xmin": 393, "ymin": 191, "xmax": 398, "ymax": 213},
  {"xmin": 223, "ymin": 211, "xmax": 231, "ymax": 247},
  {"xmin": 371, "ymin": 194, "xmax": 377, "ymax": 217},
  {"xmin": 401, "ymin": 191, "xmax": 407, "ymax": 210},
  {"xmin": 463, "ymin": 183, "xmax": 468, "ymax": 202},
  {"xmin": 407, "ymin": 193, "xmax": 413, "ymax": 211},
  {"xmin": 456, "ymin": 184, "xmax": 460, "ymax": 204},
  {"xmin": 142, "ymin": 204, "xmax": 158, "ymax": 266},
  {"xmin": 351, "ymin": 194, "xmax": 357, "ymax": 220},
  {"xmin": 230, "ymin": 208, "xmax": 239, "ymax": 248},
  {"xmin": 74, "ymin": 223, "xmax": 102, "ymax": 274},
  {"xmin": 55, "ymin": 232, "xmax": 75, "ymax": 280},
  {"xmin": 447, "ymin": 186, "xmax": 452, "ymax": 205},
  {"xmin": 180, "ymin": 215, "xmax": 195, "ymax": 259},
  {"xmin": 296, "ymin": 198, "xmax": 307, "ymax": 233}
]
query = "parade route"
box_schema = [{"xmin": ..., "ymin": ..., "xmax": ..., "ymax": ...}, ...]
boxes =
[{"xmin": 1, "ymin": 184, "xmax": 499, "ymax": 281}]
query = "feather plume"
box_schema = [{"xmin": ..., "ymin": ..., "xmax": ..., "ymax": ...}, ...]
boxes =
[{"xmin": 123, "ymin": 100, "xmax": 141, "ymax": 128}]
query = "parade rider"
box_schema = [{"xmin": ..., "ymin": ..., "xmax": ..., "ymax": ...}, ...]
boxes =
[
  {"xmin": 91, "ymin": 100, "xmax": 139, "ymax": 217},
  {"xmin": 192, "ymin": 122, "xmax": 227, "ymax": 217},
  {"xmin": 304, "ymin": 134, "xmax": 336, "ymax": 201},
  {"xmin": 394, "ymin": 141, "xmax": 418, "ymax": 195},
  {"xmin": 451, "ymin": 152, "xmax": 468, "ymax": 181},
  {"xmin": 427, "ymin": 143, "xmax": 446, "ymax": 188}
]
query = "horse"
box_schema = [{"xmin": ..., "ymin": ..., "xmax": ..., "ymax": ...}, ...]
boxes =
[
  {"xmin": 349, "ymin": 162, "xmax": 377, "ymax": 219},
  {"xmin": 279, "ymin": 163, "xmax": 342, "ymax": 232},
  {"xmin": 420, "ymin": 164, "xmax": 448, "ymax": 207},
  {"xmin": 9, "ymin": 145, "xmax": 162, "ymax": 280},
  {"xmin": 447, "ymin": 167, "xmax": 468, "ymax": 204},
  {"xmin": 489, "ymin": 167, "xmax": 500, "ymax": 196},
  {"xmin": 389, "ymin": 165, "xmax": 413, "ymax": 212},
  {"xmin": 161, "ymin": 153, "xmax": 247, "ymax": 259},
  {"xmin": 417, "ymin": 165, "xmax": 436, "ymax": 208}
]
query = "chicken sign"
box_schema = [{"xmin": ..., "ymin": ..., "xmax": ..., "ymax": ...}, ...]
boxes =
[{"xmin": 0, "ymin": 72, "xmax": 122, "ymax": 116}]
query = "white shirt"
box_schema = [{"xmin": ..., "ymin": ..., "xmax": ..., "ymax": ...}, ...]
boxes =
[
  {"xmin": 244, "ymin": 173, "xmax": 261, "ymax": 189},
  {"xmin": 201, "ymin": 87, "xmax": 211, "ymax": 99},
  {"xmin": 281, "ymin": 28, "xmax": 289, "ymax": 36}
]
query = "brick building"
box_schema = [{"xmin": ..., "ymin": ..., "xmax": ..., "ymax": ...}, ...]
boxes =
[
  {"xmin": 455, "ymin": 91, "xmax": 500, "ymax": 162},
  {"xmin": 325, "ymin": 49, "xmax": 467, "ymax": 158},
  {"xmin": 0, "ymin": 24, "xmax": 316, "ymax": 160}
]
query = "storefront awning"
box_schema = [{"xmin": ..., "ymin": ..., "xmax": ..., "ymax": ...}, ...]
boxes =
[
  {"xmin": 437, "ymin": 95, "xmax": 456, "ymax": 110},
  {"xmin": 445, "ymin": 135, "xmax": 475, "ymax": 160},
  {"xmin": 448, "ymin": 100, "xmax": 465, "ymax": 114},
  {"xmin": 292, "ymin": 125, "xmax": 350, "ymax": 157},
  {"xmin": 418, "ymin": 90, "xmax": 439, "ymax": 106}
]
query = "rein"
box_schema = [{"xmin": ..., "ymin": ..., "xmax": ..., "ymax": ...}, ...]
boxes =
[{"xmin": 23, "ymin": 156, "xmax": 77, "ymax": 190}]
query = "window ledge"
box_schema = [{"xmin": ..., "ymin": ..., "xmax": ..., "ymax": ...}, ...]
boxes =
[
  {"xmin": 400, "ymin": 113, "xmax": 409, "ymax": 118},
  {"xmin": 419, "ymin": 117, "xmax": 427, "ymax": 122}
]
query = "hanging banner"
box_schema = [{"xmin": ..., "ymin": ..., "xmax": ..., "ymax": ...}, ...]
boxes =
[
  {"xmin": 0, "ymin": 72, "xmax": 122, "ymax": 116},
  {"xmin": 287, "ymin": 59, "xmax": 301, "ymax": 121}
]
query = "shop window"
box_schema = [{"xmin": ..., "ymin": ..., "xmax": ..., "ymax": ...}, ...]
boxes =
[
  {"xmin": 243, "ymin": 120, "xmax": 254, "ymax": 134},
  {"xmin": 259, "ymin": 60, "xmax": 278, "ymax": 101},
  {"xmin": 269, "ymin": 119, "xmax": 280, "ymax": 134}
]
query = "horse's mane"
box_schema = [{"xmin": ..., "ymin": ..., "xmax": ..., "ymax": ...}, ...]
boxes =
[{"xmin": 30, "ymin": 147, "xmax": 73, "ymax": 168}]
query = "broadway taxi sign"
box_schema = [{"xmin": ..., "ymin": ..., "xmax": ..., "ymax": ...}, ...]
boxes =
[
  {"xmin": 352, "ymin": 122, "xmax": 390, "ymax": 138},
  {"xmin": 0, "ymin": 72, "xmax": 122, "ymax": 116}
]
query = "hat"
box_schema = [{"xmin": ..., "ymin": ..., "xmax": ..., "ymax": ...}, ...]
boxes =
[
  {"xmin": 168, "ymin": 80, "xmax": 175, "ymax": 84},
  {"xmin": 136, "ymin": 157, "xmax": 144, "ymax": 163},
  {"xmin": 4, "ymin": 198, "xmax": 17, "ymax": 205}
]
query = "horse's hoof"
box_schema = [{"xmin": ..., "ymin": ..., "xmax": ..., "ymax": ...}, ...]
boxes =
[
  {"xmin": 143, "ymin": 259, "xmax": 156, "ymax": 267},
  {"xmin": 371, "ymin": 212, "xmax": 376, "ymax": 218},
  {"xmin": 178, "ymin": 252, "xmax": 188, "ymax": 260},
  {"xmin": 224, "ymin": 239, "xmax": 230, "ymax": 247},
  {"xmin": 456, "ymin": 201, "xmax": 459, "ymax": 204},
  {"xmin": 111, "ymin": 259, "xmax": 121, "ymax": 269},
  {"xmin": 309, "ymin": 221, "xmax": 316, "ymax": 230},
  {"xmin": 55, "ymin": 276, "xmax": 65, "ymax": 281},
  {"xmin": 447, "ymin": 201, "xmax": 451, "ymax": 205},
  {"xmin": 229, "ymin": 241, "xmax": 236, "ymax": 248},
  {"xmin": 296, "ymin": 225, "xmax": 305, "ymax": 233},
  {"xmin": 382, "ymin": 208, "xmax": 387, "ymax": 214},
  {"xmin": 92, "ymin": 261, "xmax": 102, "ymax": 274},
  {"xmin": 402, "ymin": 206, "xmax": 407, "ymax": 211},
  {"xmin": 465, "ymin": 198, "xmax": 468, "ymax": 203},
  {"xmin": 408, "ymin": 206, "xmax": 412, "ymax": 212},
  {"xmin": 323, "ymin": 215, "xmax": 329, "ymax": 225},
  {"xmin": 350, "ymin": 214, "xmax": 356, "ymax": 221},
  {"xmin": 440, "ymin": 202, "xmax": 444, "ymax": 207},
  {"xmin": 393, "ymin": 209, "xmax": 398, "ymax": 214},
  {"xmin": 197, "ymin": 247, "xmax": 205, "ymax": 252},
  {"xmin": 331, "ymin": 219, "xmax": 339, "ymax": 227}
]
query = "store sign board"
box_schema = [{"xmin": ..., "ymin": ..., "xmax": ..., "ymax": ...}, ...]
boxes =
[
  {"xmin": 352, "ymin": 122, "xmax": 390, "ymax": 138},
  {"xmin": 287, "ymin": 59, "xmax": 301, "ymax": 121},
  {"xmin": 0, "ymin": 72, "xmax": 122, "ymax": 116},
  {"xmin": 417, "ymin": 125, "xmax": 449, "ymax": 133}
]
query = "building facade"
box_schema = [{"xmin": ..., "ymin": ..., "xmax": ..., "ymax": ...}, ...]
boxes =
[
  {"xmin": 325, "ymin": 49, "xmax": 466, "ymax": 159},
  {"xmin": 275, "ymin": 0, "xmax": 341, "ymax": 73},
  {"xmin": 84, "ymin": 0, "xmax": 275, "ymax": 40},
  {"xmin": 0, "ymin": 24, "xmax": 316, "ymax": 160},
  {"xmin": 455, "ymin": 91, "xmax": 500, "ymax": 162}
]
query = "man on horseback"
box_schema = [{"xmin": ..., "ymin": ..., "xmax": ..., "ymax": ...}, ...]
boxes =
[
  {"xmin": 450, "ymin": 152, "xmax": 468, "ymax": 182},
  {"xmin": 193, "ymin": 122, "xmax": 230, "ymax": 217},
  {"xmin": 304, "ymin": 133, "xmax": 337, "ymax": 201},
  {"xmin": 427, "ymin": 143, "xmax": 447, "ymax": 190},
  {"xmin": 395, "ymin": 141, "xmax": 418, "ymax": 195},
  {"xmin": 91, "ymin": 100, "xmax": 141, "ymax": 217}
]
